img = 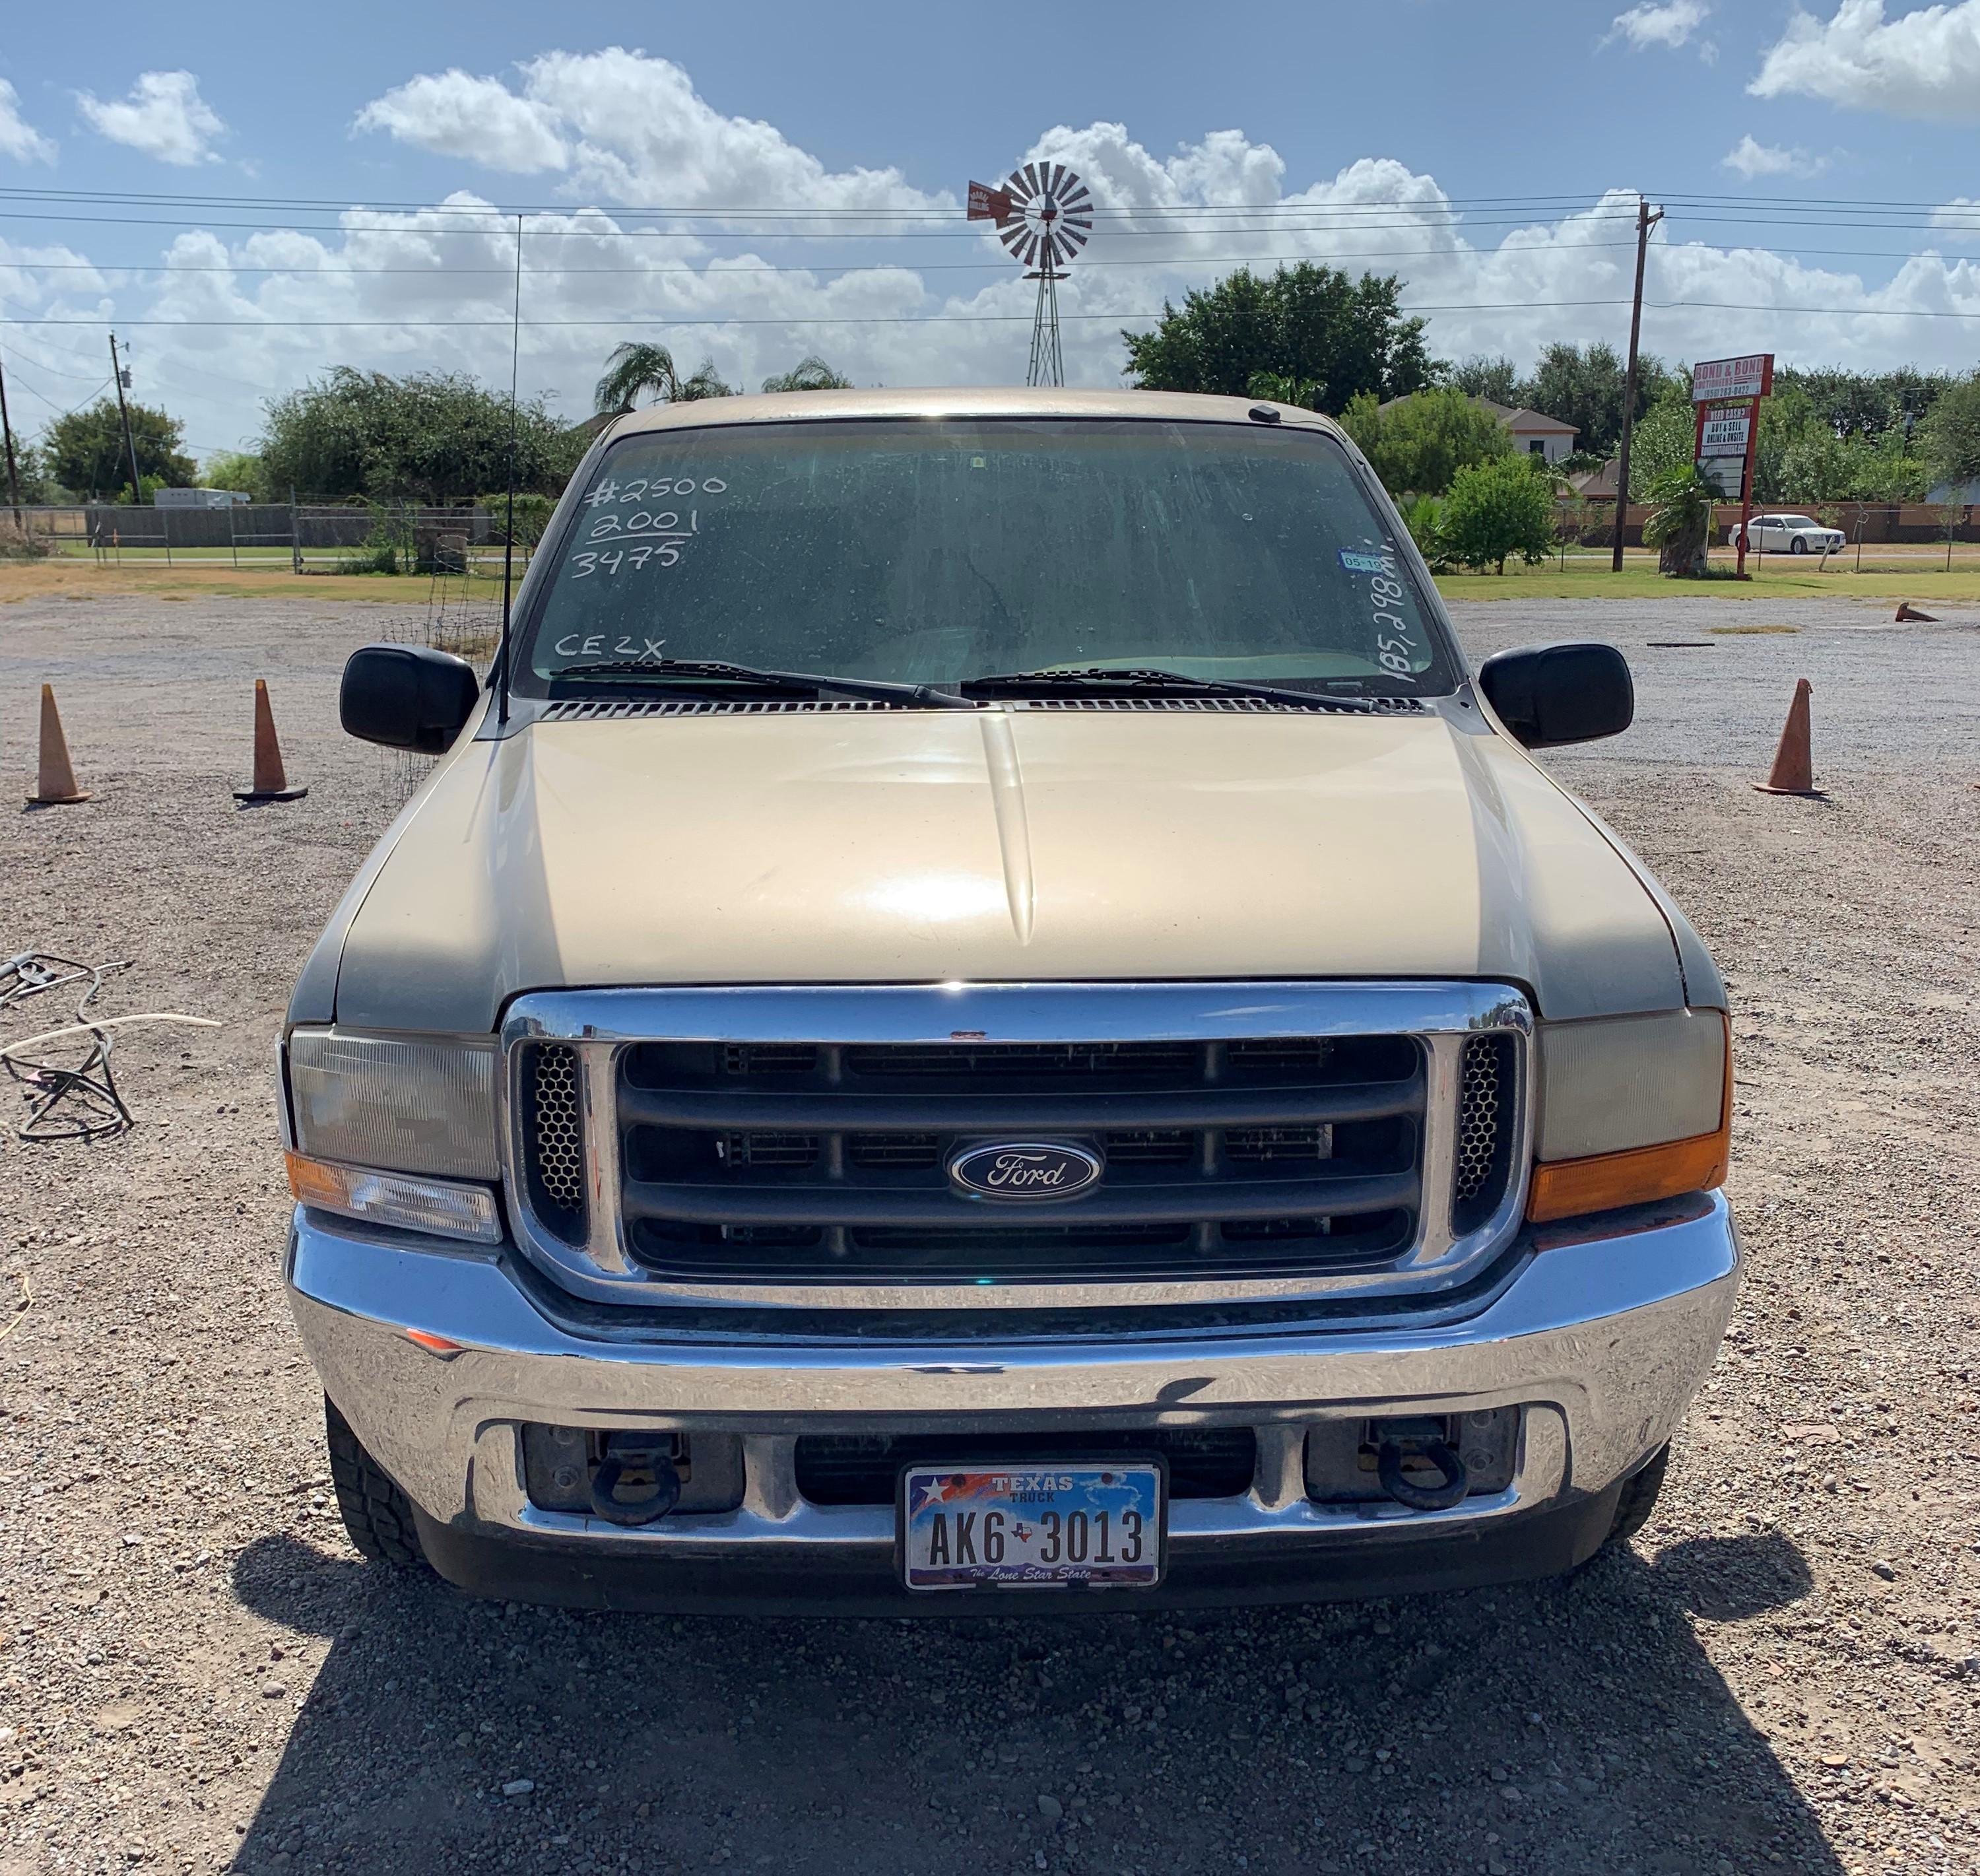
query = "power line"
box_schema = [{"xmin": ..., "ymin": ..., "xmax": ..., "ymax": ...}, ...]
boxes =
[
  {"xmin": 0, "ymin": 207, "xmax": 1658, "ymax": 237},
  {"xmin": 4, "ymin": 236, "xmax": 1977, "ymax": 277},
  {"xmin": 0, "ymin": 296, "xmax": 1975, "ymax": 332},
  {"xmin": 1, "ymin": 180, "xmax": 1976, "ymax": 215}
]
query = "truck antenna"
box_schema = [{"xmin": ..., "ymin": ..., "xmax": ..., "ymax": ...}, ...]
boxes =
[{"xmin": 495, "ymin": 212, "xmax": 523, "ymax": 727}]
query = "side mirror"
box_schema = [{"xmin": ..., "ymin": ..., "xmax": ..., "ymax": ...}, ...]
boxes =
[
  {"xmin": 339, "ymin": 644, "xmax": 480, "ymax": 754},
  {"xmin": 1476, "ymin": 642, "xmax": 1634, "ymax": 749}
]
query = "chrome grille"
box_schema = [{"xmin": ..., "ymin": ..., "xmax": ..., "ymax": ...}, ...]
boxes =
[
  {"xmin": 502, "ymin": 984, "xmax": 1534, "ymax": 1310},
  {"xmin": 612, "ymin": 1033, "xmax": 1424, "ymax": 1284}
]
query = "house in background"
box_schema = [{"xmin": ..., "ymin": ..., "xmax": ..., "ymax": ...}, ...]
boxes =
[
  {"xmin": 1475, "ymin": 400, "xmax": 1579, "ymax": 463},
  {"xmin": 1566, "ymin": 459, "xmax": 1619, "ymax": 499},
  {"xmin": 1377, "ymin": 394, "xmax": 1580, "ymax": 463}
]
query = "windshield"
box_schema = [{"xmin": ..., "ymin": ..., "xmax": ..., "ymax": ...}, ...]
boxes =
[
  {"xmin": 1778, "ymin": 516, "xmax": 1819, "ymax": 529},
  {"xmin": 518, "ymin": 418, "xmax": 1458, "ymax": 698}
]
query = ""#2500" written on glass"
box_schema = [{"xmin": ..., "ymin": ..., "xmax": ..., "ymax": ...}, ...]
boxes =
[{"xmin": 568, "ymin": 473, "xmax": 731, "ymax": 579}]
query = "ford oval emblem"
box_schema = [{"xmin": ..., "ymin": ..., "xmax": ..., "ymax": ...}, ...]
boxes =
[{"xmin": 948, "ymin": 1140, "xmax": 1104, "ymax": 1202}]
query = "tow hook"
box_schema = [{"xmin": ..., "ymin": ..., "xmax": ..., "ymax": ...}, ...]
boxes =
[
  {"xmin": 1373, "ymin": 1418, "xmax": 1470, "ymax": 1512},
  {"xmin": 588, "ymin": 1431, "xmax": 683, "ymax": 1527}
]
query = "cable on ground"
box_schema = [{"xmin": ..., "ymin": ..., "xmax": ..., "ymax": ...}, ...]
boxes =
[{"xmin": 0, "ymin": 950, "xmax": 220, "ymax": 1143}]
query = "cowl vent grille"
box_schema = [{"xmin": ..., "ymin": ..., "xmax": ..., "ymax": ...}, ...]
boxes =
[{"xmin": 538, "ymin": 694, "xmax": 1429, "ymax": 723}]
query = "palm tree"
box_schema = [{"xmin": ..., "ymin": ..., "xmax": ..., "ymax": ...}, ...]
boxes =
[
  {"xmin": 761, "ymin": 355, "xmax": 853, "ymax": 393},
  {"xmin": 593, "ymin": 343, "xmax": 735, "ymax": 416},
  {"xmin": 1642, "ymin": 463, "xmax": 1719, "ymax": 577}
]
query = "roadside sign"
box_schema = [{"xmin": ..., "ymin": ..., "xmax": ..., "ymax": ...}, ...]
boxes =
[
  {"xmin": 1692, "ymin": 354, "xmax": 1774, "ymax": 403},
  {"xmin": 1698, "ymin": 410, "xmax": 1752, "ymax": 457},
  {"xmin": 967, "ymin": 180, "xmax": 1014, "ymax": 224},
  {"xmin": 1692, "ymin": 353, "xmax": 1774, "ymax": 577}
]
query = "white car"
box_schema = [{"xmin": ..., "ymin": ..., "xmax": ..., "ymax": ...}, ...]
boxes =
[{"xmin": 1729, "ymin": 512, "xmax": 1845, "ymax": 555}]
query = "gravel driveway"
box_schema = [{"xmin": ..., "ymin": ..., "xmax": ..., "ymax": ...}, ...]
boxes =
[{"xmin": 1, "ymin": 590, "xmax": 1977, "ymax": 1876}]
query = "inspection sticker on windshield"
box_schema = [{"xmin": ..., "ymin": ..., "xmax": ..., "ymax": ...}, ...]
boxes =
[
  {"xmin": 901, "ymin": 1463, "xmax": 1163, "ymax": 1591},
  {"xmin": 1338, "ymin": 549, "xmax": 1395, "ymax": 573}
]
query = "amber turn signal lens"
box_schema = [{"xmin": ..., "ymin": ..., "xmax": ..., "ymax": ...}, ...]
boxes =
[
  {"xmin": 285, "ymin": 1149, "xmax": 347, "ymax": 1208},
  {"xmin": 1526, "ymin": 1127, "xmax": 1730, "ymax": 1223},
  {"xmin": 284, "ymin": 1149, "xmax": 504, "ymax": 1244}
]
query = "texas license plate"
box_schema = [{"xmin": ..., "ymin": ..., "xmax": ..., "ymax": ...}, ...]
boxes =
[{"xmin": 900, "ymin": 1462, "xmax": 1164, "ymax": 1591}]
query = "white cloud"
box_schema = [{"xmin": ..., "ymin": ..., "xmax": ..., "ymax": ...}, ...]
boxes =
[
  {"xmin": 353, "ymin": 69, "xmax": 568, "ymax": 174},
  {"xmin": 356, "ymin": 48, "xmax": 947, "ymax": 213},
  {"xmin": 76, "ymin": 71, "xmax": 225, "ymax": 166},
  {"xmin": 1750, "ymin": 1, "xmax": 1980, "ymax": 121},
  {"xmin": 0, "ymin": 78, "xmax": 55, "ymax": 164},
  {"xmin": 1606, "ymin": 1, "xmax": 1711, "ymax": 50},
  {"xmin": 1930, "ymin": 197, "xmax": 1980, "ymax": 239},
  {"xmin": 1720, "ymin": 135, "xmax": 1828, "ymax": 178},
  {"xmin": 10, "ymin": 56, "xmax": 1978, "ymax": 458}
]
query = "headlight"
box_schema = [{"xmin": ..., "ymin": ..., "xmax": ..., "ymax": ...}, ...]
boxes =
[
  {"xmin": 284, "ymin": 1029, "xmax": 500, "ymax": 1240},
  {"xmin": 1528, "ymin": 1009, "xmax": 1729, "ymax": 1223}
]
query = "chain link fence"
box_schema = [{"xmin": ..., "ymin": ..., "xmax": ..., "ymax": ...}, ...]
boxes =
[{"xmin": 0, "ymin": 501, "xmax": 544, "ymax": 578}]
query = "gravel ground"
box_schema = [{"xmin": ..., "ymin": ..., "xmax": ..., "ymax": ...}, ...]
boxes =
[{"xmin": 2, "ymin": 590, "xmax": 1977, "ymax": 1876}]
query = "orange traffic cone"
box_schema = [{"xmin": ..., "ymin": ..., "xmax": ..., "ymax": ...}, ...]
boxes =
[
  {"xmin": 233, "ymin": 679, "xmax": 308, "ymax": 803},
  {"xmin": 27, "ymin": 684, "xmax": 90, "ymax": 807},
  {"xmin": 1753, "ymin": 678, "xmax": 1823, "ymax": 797},
  {"xmin": 1896, "ymin": 602, "xmax": 1937, "ymax": 622}
]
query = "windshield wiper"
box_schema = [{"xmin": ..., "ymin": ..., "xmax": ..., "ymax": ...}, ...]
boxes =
[
  {"xmin": 548, "ymin": 659, "xmax": 972, "ymax": 708},
  {"xmin": 958, "ymin": 667, "xmax": 1383, "ymax": 712}
]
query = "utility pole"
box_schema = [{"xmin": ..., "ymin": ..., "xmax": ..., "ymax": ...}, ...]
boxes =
[
  {"xmin": 108, "ymin": 333, "xmax": 145, "ymax": 506},
  {"xmin": 1610, "ymin": 196, "xmax": 1664, "ymax": 573},
  {"xmin": 0, "ymin": 348, "xmax": 22, "ymax": 523}
]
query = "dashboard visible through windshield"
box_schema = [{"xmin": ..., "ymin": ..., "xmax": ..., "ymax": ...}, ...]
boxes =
[{"xmin": 519, "ymin": 417, "xmax": 1459, "ymax": 699}]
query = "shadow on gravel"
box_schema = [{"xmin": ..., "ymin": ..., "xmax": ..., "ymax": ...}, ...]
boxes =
[{"xmin": 226, "ymin": 1528, "xmax": 1837, "ymax": 1876}]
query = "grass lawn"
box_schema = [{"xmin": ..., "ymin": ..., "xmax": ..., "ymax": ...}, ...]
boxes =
[{"xmin": 0, "ymin": 560, "xmax": 517, "ymax": 605}]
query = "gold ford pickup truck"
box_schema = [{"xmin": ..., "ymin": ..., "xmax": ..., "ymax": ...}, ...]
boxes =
[{"xmin": 279, "ymin": 387, "xmax": 1736, "ymax": 1611}]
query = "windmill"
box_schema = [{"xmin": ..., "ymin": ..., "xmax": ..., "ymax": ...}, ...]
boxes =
[{"xmin": 968, "ymin": 164, "xmax": 1093, "ymax": 387}]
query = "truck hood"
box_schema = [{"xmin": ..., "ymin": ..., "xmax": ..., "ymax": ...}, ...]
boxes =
[{"xmin": 320, "ymin": 704, "xmax": 1689, "ymax": 1032}]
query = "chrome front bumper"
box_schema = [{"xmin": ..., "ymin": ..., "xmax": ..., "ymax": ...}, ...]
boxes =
[{"xmin": 286, "ymin": 1189, "xmax": 1738, "ymax": 1601}]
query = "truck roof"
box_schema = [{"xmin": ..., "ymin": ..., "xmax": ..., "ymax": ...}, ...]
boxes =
[{"xmin": 603, "ymin": 385, "xmax": 1350, "ymax": 440}]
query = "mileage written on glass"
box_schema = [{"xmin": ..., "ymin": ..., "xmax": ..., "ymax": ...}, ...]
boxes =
[{"xmin": 900, "ymin": 1462, "xmax": 1164, "ymax": 1591}]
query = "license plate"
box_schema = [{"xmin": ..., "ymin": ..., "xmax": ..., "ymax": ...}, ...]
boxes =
[{"xmin": 900, "ymin": 1462, "xmax": 1164, "ymax": 1591}]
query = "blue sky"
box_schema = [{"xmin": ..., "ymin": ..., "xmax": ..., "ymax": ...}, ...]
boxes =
[{"xmin": 1, "ymin": 1, "xmax": 1976, "ymax": 462}]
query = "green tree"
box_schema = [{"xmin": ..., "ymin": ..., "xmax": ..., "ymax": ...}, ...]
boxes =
[
  {"xmin": 1750, "ymin": 381, "xmax": 1931, "ymax": 502},
  {"xmin": 1449, "ymin": 354, "xmax": 1519, "ymax": 405},
  {"xmin": 1624, "ymin": 386, "xmax": 1701, "ymax": 497},
  {"xmin": 1774, "ymin": 365, "xmax": 1951, "ymax": 442},
  {"xmin": 1441, "ymin": 455, "xmax": 1556, "ymax": 574},
  {"xmin": 1401, "ymin": 494, "xmax": 1451, "ymax": 571},
  {"xmin": 593, "ymin": 343, "xmax": 734, "ymax": 415},
  {"xmin": 1246, "ymin": 370, "xmax": 1325, "ymax": 410},
  {"xmin": 1641, "ymin": 463, "xmax": 1719, "ymax": 576},
  {"xmin": 760, "ymin": 355, "xmax": 853, "ymax": 393},
  {"xmin": 1121, "ymin": 263, "xmax": 1439, "ymax": 415},
  {"xmin": 1339, "ymin": 385, "xmax": 1513, "ymax": 496},
  {"xmin": 1516, "ymin": 342, "xmax": 1672, "ymax": 460},
  {"xmin": 257, "ymin": 369, "xmax": 585, "ymax": 503},
  {"xmin": 3, "ymin": 440, "xmax": 56, "ymax": 504},
  {"xmin": 199, "ymin": 449, "xmax": 267, "ymax": 500},
  {"xmin": 46, "ymin": 397, "xmax": 195, "ymax": 501},
  {"xmin": 1917, "ymin": 372, "xmax": 1980, "ymax": 490}
]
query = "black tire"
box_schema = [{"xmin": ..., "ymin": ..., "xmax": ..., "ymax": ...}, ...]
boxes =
[
  {"xmin": 1606, "ymin": 1443, "xmax": 1670, "ymax": 1548},
  {"xmin": 325, "ymin": 1395, "xmax": 426, "ymax": 1566},
  {"xmin": 1789, "ymin": 535, "xmax": 1808, "ymax": 554}
]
